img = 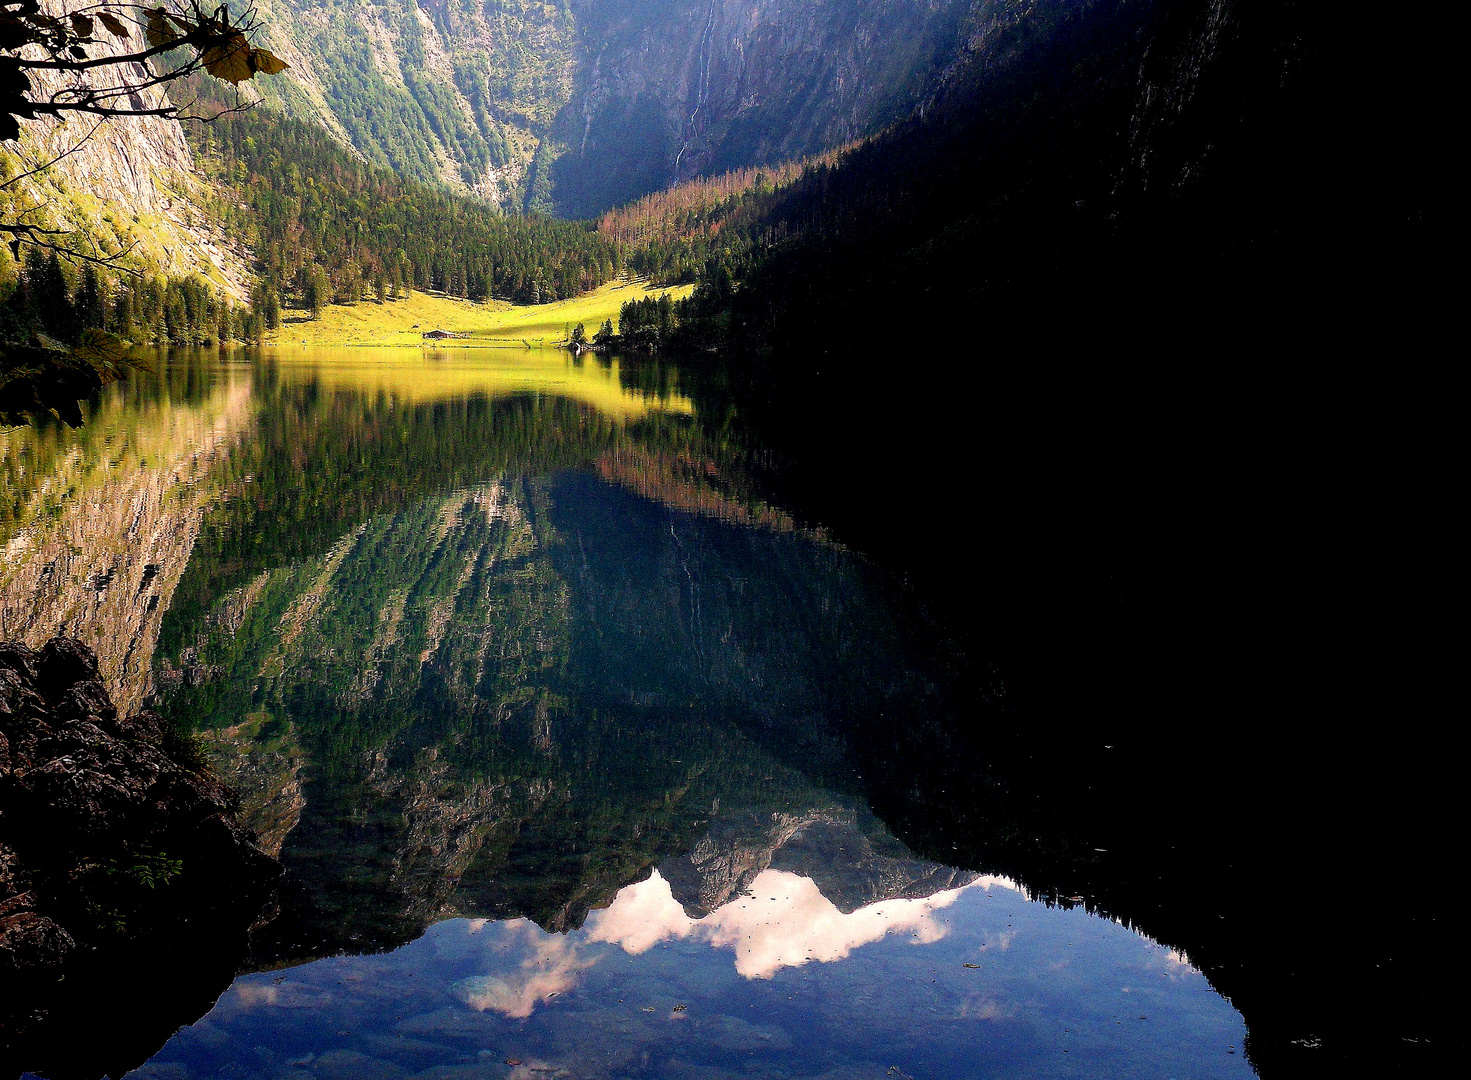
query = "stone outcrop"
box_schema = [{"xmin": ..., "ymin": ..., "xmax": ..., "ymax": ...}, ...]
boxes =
[{"xmin": 0, "ymin": 637, "xmax": 279, "ymax": 982}]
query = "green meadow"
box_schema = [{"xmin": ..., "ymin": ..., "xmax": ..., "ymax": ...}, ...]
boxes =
[{"xmin": 268, "ymin": 280, "xmax": 695, "ymax": 348}]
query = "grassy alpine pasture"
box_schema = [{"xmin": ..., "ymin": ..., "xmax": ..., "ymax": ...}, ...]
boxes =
[{"xmin": 266, "ymin": 280, "xmax": 694, "ymax": 348}]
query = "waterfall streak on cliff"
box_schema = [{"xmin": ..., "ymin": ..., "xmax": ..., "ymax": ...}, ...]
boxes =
[{"xmin": 676, "ymin": 0, "xmax": 721, "ymax": 171}]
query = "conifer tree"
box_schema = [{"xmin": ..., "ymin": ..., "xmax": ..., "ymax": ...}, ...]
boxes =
[{"xmin": 74, "ymin": 266, "xmax": 107, "ymax": 332}]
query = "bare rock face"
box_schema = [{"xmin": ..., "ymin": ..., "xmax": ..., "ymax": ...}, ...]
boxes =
[
  {"xmin": 551, "ymin": 0, "xmax": 978, "ymax": 215},
  {"xmin": 248, "ymin": 0, "xmax": 984, "ymax": 214},
  {"xmin": 0, "ymin": 638, "xmax": 279, "ymax": 983},
  {"xmin": 6, "ymin": 1, "xmax": 253, "ymax": 296}
]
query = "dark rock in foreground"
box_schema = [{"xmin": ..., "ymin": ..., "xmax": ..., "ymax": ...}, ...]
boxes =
[{"xmin": 0, "ymin": 637, "xmax": 279, "ymax": 1025}]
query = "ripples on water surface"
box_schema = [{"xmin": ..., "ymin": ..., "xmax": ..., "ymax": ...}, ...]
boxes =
[{"xmin": 2, "ymin": 350, "xmax": 1254, "ymax": 1079}]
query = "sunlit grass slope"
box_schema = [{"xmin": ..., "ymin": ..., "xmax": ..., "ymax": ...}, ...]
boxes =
[{"xmin": 267, "ymin": 280, "xmax": 694, "ymax": 348}]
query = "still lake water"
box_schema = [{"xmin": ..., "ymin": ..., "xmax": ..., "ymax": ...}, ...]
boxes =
[{"xmin": 2, "ymin": 349, "xmax": 1253, "ymax": 1079}]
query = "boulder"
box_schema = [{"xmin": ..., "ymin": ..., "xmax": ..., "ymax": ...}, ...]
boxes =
[{"xmin": 0, "ymin": 637, "xmax": 280, "ymax": 981}]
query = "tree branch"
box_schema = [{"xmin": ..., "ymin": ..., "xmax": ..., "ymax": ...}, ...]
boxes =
[
  {"xmin": 1, "ymin": 220, "xmax": 142, "ymax": 271},
  {"xmin": 14, "ymin": 35, "xmax": 199, "ymax": 72},
  {"xmin": 2, "ymin": 0, "xmax": 283, "ymax": 261},
  {"xmin": 0, "ymin": 115, "xmax": 103, "ymax": 189}
]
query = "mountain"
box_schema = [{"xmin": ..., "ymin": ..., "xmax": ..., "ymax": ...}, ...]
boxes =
[
  {"xmin": 648, "ymin": 0, "xmax": 1416, "ymax": 356},
  {"xmin": 248, "ymin": 0, "xmax": 992, "ymax": 215}
]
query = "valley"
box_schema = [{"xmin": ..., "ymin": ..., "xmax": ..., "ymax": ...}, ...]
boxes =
[
  {"xmin": 262, "ymin": 279, "xmax": 692, "ymax": 348},
  {"xmin": 0, "ymin": 2, "xmax": 1440, "ymax": 1079}
]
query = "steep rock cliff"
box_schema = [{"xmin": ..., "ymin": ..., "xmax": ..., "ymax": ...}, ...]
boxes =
[
  {"xmin": 248, "ymin": 0, "xmax": 990, "ymax": 215},
  {"xmin": 550, "ymin": 0, "xmax": 974, "ymax": 216},
  {"xmin": 3, "ymin": 1, "xmax": 254, "ymax": 294}
]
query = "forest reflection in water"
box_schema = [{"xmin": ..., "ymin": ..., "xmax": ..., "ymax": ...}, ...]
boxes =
[{"xmin": 2, "ymin": 349, "xmax": 1255, "ymax": 1079}]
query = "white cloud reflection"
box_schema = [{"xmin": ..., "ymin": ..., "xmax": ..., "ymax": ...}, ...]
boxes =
[
  {"xmin": 588, "ymin": 868, "xmax": 1015, "ymax": 979},
  {"xmin": 453, "ymin": 868, "xmax": 1027, "ymax": 1017},
  {"xmin": 452, "ymin": 920, "xmax": 596, "ymax": 1018}
]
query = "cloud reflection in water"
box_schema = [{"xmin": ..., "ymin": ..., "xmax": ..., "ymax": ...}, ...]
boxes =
[
  {"xmin": 452, "ymin": 922, "xmax": 596, "ymax": 1018},
  {"xmin": 590, "ymin": 868, "xmax": 1016, "ymax": 978},
  {"xmin": 454, "ymin": 868, "xmax": 1028, "ymax": 1018},
  {"xmin": 141, "ymin": 862, "xmax": 1250, "ymax": 1080}
]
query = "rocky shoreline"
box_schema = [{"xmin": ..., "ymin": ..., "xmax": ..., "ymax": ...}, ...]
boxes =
[{"xmin": 0, "ymin": 637, "xmax": 279, "ymax": 990}]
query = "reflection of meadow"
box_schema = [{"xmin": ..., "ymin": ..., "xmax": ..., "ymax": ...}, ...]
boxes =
[
  {"xmin": 256, "ymin": 347, "xmax": 694, "ymax": 421},
  {"xmin": 0, "ymin": 363, "xmax": 253, "ymax": 545}
]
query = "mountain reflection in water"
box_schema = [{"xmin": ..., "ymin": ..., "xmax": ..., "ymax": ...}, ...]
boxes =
[{"xmin": 2, "ymin": 350, "xmax": 1256, "ymax": 1079}]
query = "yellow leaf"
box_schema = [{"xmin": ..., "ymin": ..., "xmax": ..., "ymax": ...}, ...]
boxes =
[
  {"xmin": 201, "ymin": 31, "xmax": 253, "ymax": 84},
  {"xmin": 249, "ymin": 48, "xmax": 288, "ymax": 76}
]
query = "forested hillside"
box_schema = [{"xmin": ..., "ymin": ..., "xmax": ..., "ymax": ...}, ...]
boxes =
[
  {"xmin": 188, "ymin": 110, "xmax": 621, "ymax": 316},
  {"xmin": 624, "ymin": 0, "xmax": 1424, "ymax": 358},
  {"xmin": 596, "ymin": 149, "xmax": 849, "ymax": 285},
  {"xmin": 1, "ymin": 250, "xmax": 248, "ymax": 351},
  {"xmin": 242, "ymin": 0, "xmax": 571, "ymax": 207}
]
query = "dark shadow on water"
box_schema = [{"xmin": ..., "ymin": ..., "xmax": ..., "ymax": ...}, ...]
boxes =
[{"xmin": 654, "ymin": 354, "xmax": 1450, "ymax": 1078}]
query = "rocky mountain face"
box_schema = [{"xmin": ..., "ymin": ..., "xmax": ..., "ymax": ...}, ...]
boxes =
[
  {"xmin": 249, "ymin": 0, "xmax": 1001, "ymax": 216},
  {"xmin": 2, "ymin": 1, "xmax": 253, "ymax": 293},
  {"xmin": 548, "ymin": 0, "xmax": 977, "ymax": 216}
]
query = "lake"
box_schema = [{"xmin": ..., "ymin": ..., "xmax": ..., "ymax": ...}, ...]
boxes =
[{"xmin": 0, "ymin": 348, "xmax": 1332, "ymax": 1078}]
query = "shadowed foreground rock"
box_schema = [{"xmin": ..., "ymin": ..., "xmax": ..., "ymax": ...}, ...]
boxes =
[{"xmin": 0, "ymin": 637, "xmax": 279, "ymax": 1076}]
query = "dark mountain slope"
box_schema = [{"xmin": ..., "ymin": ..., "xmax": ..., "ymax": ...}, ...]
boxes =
[
  {"xmin": 646, "ymin": 2, "xmax": 1442, "ymax": 1076},
  {"xmin": 695, "ymin": 0, "xmax": 1427, "ymax": 356}
]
